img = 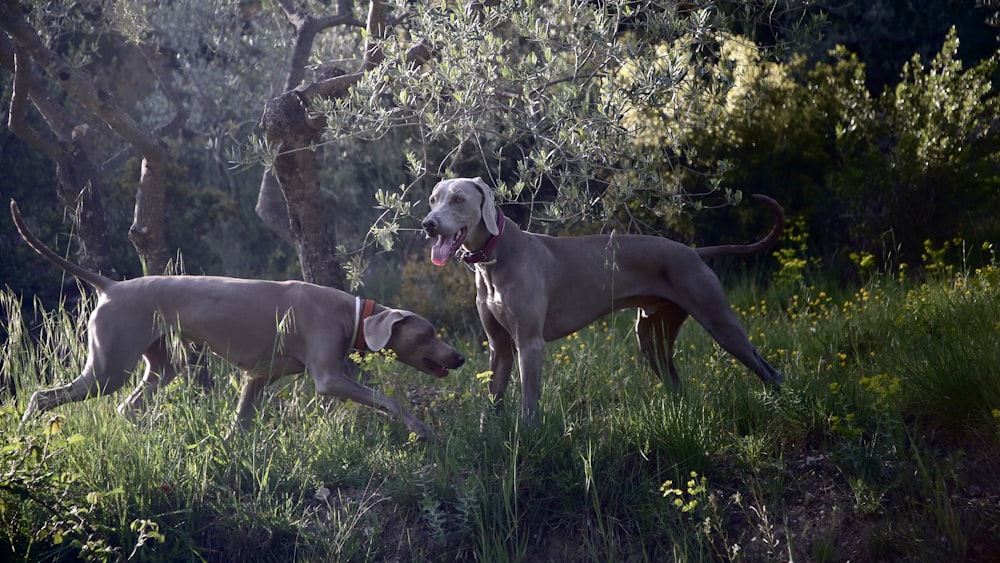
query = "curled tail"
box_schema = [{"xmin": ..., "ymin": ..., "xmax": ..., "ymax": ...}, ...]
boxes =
[
  {"xmin": 10, "ymin": 199, "xmax": 115, "ymax": 292},
  {"xmin": 696, "ymin": 194, "xmax": 784, "ymax": 260}
]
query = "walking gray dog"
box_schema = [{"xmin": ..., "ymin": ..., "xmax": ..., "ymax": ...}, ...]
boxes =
[
  {"xmin": 421, "ymin": 178, "xmax": 784, "ymax": 418},
  {"xmin": 12, "ymin": 200, "xmax": 464, "ymax": 439}
]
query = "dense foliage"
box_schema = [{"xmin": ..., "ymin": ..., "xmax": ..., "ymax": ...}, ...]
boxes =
[
  {"xmin": 669, "ymin": 28, "xmax": 1000, "ymax": 275},
  {"xmin": 4, "ymin": 1, "xmax": 999, "ymax": 294}
]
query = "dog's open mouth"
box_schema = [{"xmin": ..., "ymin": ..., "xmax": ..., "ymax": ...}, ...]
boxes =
[
  {"xmin": 430, "ymin": 227, "xmax": 467, "ymax": 266},
  {"xmin": 423, "ymin": 359, "xmax": 450, "ymax": 378}
]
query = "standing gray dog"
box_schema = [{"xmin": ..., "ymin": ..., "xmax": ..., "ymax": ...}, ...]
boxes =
[
  {"xmin": 12, "ymin": 200, "xmax": 464, "ymax": 439},
  {"xmin": 421, "ymin": 178, "xmax": 784, "ymax": 418}
]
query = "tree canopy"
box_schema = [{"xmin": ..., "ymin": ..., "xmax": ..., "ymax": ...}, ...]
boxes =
[{"xmin": 3, "ymin": 0, "xmax": 999, "ymax": 298}]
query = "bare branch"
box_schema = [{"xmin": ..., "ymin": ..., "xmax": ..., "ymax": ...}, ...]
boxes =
[
  {"xmin": 138, "ymin": 44, "xmax": 189, "ymax": 139},
  {"xmin": 293, "ymin": 71, "xmax": 364, "ymax": 102},
  {"xmin": 274, "ymin": 0, "xmax": 298, "ymax": 19},
  {"xmin": 103, "ymin": 43, "xmax": 191, "ymax": 171},
  {"xmin": 278, "ymin": 1, "xmax": 363, "ymax": 92},
  {"xmin": 2, "ymin": 34, "xmax": 74, "ymax": 146},
  {"xmin": 362, "ymin": 0, "xmax": 387, "ymax": 70},
  {"xmin": 8, "ymin": 48, "xmax": 61, "ymax": 156}
]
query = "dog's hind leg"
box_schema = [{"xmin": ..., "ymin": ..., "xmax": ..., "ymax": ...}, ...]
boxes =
[
  {"xmin": 682, "ymin": 293, "xmax": 784, "ymax": 388},
  {"xmin": 119, "ymin": 336, "xmax": 181, "ymax": 418},
  {"xmin": 21, "ymin": 302, "xmax": 162, "ymax": 424},
  {"xmin": 22, "ymin": 333, "xmax": 142, "ymax": 424},
  {"xmin": 704, "ymin": 320, "xmax": 784, "ymax": 388},
  {"xmin": 235, "ymin": 375, "xmax": 270, "ymax": 428},
  {"xmin": 636, "ymin": 302, "xmax": 688, "ymax": 388}
]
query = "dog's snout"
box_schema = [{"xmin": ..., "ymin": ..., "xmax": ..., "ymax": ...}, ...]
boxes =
[
  {"xmin": 422, "ymin": 217, "xmax": 438, "ymax": 233},
  {"xmin": 442, "ymin": 348, "xmax": 465, "ymax": 369}
]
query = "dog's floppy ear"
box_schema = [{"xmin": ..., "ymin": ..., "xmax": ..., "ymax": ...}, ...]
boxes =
[
  {"xmin": 364, "ymin": 309, "xmax": 409, "ymax": 351},
  {"xmin": 472, "ymin": 177, "xmax": 499, "ymax": 235}
]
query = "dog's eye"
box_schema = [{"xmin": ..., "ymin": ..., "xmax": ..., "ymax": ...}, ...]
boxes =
[{"xmin": 454, "ymin": 196, "xmax": 464, "ymax": 204}]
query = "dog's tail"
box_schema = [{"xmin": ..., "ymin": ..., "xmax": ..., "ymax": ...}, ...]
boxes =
[
  {"xmin": 10, "ymin": 199, "xmax": 116, "ymax": 292},
  {"xmin": 696, "ymin": 194, "xmax": 785, "ymax": 260}
]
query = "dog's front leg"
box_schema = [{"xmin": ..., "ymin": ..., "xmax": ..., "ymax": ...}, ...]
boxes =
[
  {"xmin": 514, "ymin": 336, "xmax": 546, "ymax": 420},
  {"xmin": 313, "ymin": 371, "xmax": 435, "ymax": 440},
  {"xmin": 235, "ymin": 375, "xmax": 270, "ymax": 428},
  {"xmin": 481, "ymin": 313, "xmax": 516, "ymax": 410}
]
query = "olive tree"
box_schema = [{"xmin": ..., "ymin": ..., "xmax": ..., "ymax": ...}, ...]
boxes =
[
  {"xmin": 318, "ymin": 0, "xmax": 821, "ymax": 253},
  {"xmin": 1, "ymin": 0, "xmax": 291, "ymax": 275},
  {"xmin": 3, "ymin": 0, "xmax": 815, "ymax": 287},
  {"xmin": 1, "ymin": 0, "xmax": 186, "ymax": 274},
  {"xmin": 3, "ymin": 0, "xmax": 434, "ymax": 287}
]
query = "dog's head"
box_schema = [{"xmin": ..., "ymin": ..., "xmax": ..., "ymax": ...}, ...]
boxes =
[
  {"xmin": 421, "ymin": 177, "xmax": 499, "ymax": 266},
  {"xmin": 363, "ymin": 309, "xmax": 465, "ymax": 377}
]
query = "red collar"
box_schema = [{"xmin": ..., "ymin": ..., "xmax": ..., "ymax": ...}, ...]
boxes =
[
  {"xmin": 460, "ymin": 209, "xmax": 505, "ymax": 264},
  {"xmin": 352, "ymin": 298, "xmax": 377, "ymax": 351}
]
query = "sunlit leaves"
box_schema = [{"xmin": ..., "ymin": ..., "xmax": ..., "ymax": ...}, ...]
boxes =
[{"xmin": 322, "ymin": 0, "xmax": 765, "ymax": 226}]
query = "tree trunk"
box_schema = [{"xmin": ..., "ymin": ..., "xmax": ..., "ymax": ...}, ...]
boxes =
[
  {"xmin": 257, "ymin": 0, "xmax": 425, "ymax": 288},
  {"xmin": 255, "ymin": 2, "xmax": 366, "ymax": 288},
  {"xmin": 53, "ymin": 153, "xmax": 119, "ymax": 279},
  {"xmin": 129, "ymin": 154, "xmax": 171, "ymax": 275},
  {"xmin": 259, "ymin": 87, "xmax": 346, "ymax": 288},
  {"xmin": 254, "ymin": 171, "xmax": 295, "ymax": 245}
]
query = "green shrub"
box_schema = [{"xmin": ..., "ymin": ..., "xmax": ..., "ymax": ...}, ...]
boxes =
[{"xmin": 678, "ymin": 27, "xmax": 1000, "ymax": 277}]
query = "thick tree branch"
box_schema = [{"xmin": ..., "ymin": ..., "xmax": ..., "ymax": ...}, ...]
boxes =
[
  {"xmin": 6, "ymin": 43, "xmax": 117, "ymax": 276},
  {"xmin": 0, "ymin": 3, "xmax": 163, "ymax": 159},
  {"xmin": 292, "ymin": 71, "xmax": 364, "ymax": 102},
  {"xmin": 103, "ymin": 43, "xmax": 190, "ymax": 172},
  {"xmin": 2, "ymin": 35, "xmax": 73, "ymax": 149},
  {"xmin": 405, "ymin": 42, "xmax": 437, "ymax": 68},
  {"xmin": 277, "ymin": 0, "xmax": 363, "ymax": 91}
]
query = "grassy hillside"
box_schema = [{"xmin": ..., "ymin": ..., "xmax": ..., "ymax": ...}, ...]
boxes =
[{"xmin": 1, "ymin": 261, "xmax": 998, "ymax": 561}]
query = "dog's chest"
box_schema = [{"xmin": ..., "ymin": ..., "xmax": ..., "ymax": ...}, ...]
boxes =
[
  {"xmin": 475, "ymin": 267, "xmax": 506, "ymax": 308},
  {"xmin": 480, "ymin": 264, "xmax": 527, "ymax": 313},
  {"xmin": 475, "ymin": 265, "xmax": 536, "ymax": 321}
]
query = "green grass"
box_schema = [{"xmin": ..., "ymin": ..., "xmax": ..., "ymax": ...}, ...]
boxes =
[{"xmin": 2, "ymin": 263, "xmax": 999, "ymax": 562}]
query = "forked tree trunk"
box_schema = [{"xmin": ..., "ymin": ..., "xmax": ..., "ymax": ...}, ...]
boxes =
[
  {"xmin": 254, "ymin": 2, "xmax": 365, "ymax": 288},
  {"xmin": 255, "ymin": 0, "xmax": 433, "ymax": 288}
]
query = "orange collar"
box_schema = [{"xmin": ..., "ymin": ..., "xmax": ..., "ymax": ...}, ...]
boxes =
[{"xmin": 352, "ymin": 298, "xmax": 377, "ymax": 351}]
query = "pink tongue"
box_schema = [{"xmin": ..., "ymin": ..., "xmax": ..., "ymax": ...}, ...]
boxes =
[{"xmin": 431, "ymin": 236, "xmax": 452, "ymax": 266}]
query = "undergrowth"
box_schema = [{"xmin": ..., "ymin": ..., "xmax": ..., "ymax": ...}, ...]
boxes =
[{"xmin": 1, "ymin": 260, "xmax": 998, "ymax": 561}]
